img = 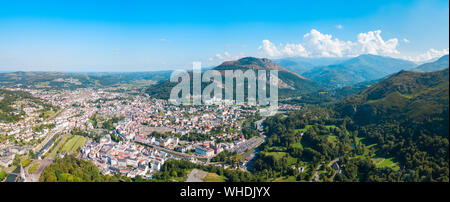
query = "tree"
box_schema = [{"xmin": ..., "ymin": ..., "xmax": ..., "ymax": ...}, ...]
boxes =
[{"xmin": 171, "ymin": 170, "xmax": 178, "ymax": 178}]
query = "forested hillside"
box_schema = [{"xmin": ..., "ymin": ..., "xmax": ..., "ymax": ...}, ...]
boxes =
[
  {"xmin": 252, "ymin": 69, "xmax": 449, "ymax": 182},
  {"xmin": 0, "ymin": 89, "xmax": 58, "ymax": 123}
]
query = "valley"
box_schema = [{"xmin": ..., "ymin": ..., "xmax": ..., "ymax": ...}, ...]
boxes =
[{"xmin": 1, "ymin": 54, "xmax": 448, "ymax": 182}]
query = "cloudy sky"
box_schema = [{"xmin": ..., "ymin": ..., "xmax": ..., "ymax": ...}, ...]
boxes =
[{"xmin": 0, "ymin": 0, "xmax": 448, "ymax": 72}]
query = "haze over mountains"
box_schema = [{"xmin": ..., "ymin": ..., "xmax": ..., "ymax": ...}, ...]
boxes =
[
  {"xmin": 0, "ymin": 71, "xmax": 172, "ymax": 90},
  {"xmin": 146, "ymin": 57, "xmax": 321, "ymax": 99},
  {"xmin": 273, "ymin": 57, "xmax": 348, "ymax": 74},
  {"xmin": 214, "ymin": 57, "xmax": 318, "ymax": 92},
  {"xmin": 266, "ymin": 54, "xmax": 448, "ymax": 90},
  {"xmin": 302, "ymin": 54, "xmax": 417, "ymax": 88},
  {"xmin": 1, "ymin": 54, "xmax": 448, "ymax": 101},
  {"xmin": 2, "ymin": 54, "xmax": 449, "ymax": 183},
  {"xmin": 146, "ymin": 54, "xmax": 450, "ymax": 100},
  {"xmin": 412, "ymin": 55, "xmax": 449, "ymax": 72}
]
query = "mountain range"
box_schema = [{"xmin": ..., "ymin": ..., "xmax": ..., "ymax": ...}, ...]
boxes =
[
  {"xmin": 302, "ymin": 54, "xmax": 417, "ymax": 88},
  {"xmin": 146, "ymin": 54, "xmax": 450, "ymax": 101},
  {"xmin": 273, "ymin": 57, "xmax": 348, "ymax": 74},
  {"xmin": 3, "ymin": 54, "xmax": 448, "ymax": 104},
  {"xmin": 147, "ymin": 57, "xmax": 322, "ymax": 99},
  {"xmin": 0, "ymin": 71, "xmax": 172, "ymax": 90},
  {"xmin": 412, "ymin": 55, "xmax": 449, "ymax": 72},
  {"xmin": 335, "ymin": 68, "xmax": 449, "ymax": 125}
]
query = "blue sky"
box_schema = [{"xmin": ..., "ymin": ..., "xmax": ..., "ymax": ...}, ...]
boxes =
[{"xmin": 0, "ymin": 0, "xmax": 448, "ymax": 72}]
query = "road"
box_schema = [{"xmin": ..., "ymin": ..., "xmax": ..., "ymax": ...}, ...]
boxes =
[
  {"xmin": 33, "ymin": 127, "xmax": 61, "ymax": 153},
  {"xmin": 327, "ymin": 158, "xmax": 340, "ymax": 182},
  {"xmin": 185, "ymin": 169, "xmax": 207, "ymax": 182},
  {"xmin": 230, "ymin": 135, "xmax": 265, "ymax": 154},
  {"xmin": 26, "ymin": 108, "xmax": 67, "ymax": 181},
  {"xmin": 23, "ymin": 159, "xmax": 53, "ymax": 182},
  {"xmin": 135, "ymin": 140, "xmax": 207, "ymax": 161},
  {"xmin": 311, "ymin": 158, "xmax": 339, "ymax": 182},
  {"xmin": 48, "ymin": 134, "xmax": 69, "ymax": 159},
  {"xmin": 311, "ymin": 164, "xmax": 322, "ymax": 182},
  {"xmin": 327, "ymin": 158, "xmax": 340, "ymax": 167},
  {"xmin": 33, "ymin": 108, "xmax": 67, "ymax": 153},
  {"xmin": 66, "ymin": 135, "xmax": 83, "ymax": 155}
]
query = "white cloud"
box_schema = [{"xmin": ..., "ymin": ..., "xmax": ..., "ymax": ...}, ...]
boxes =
[
  {"xmin": 282, "ymin": 43, "xmax": 309, "ymax": 57},
  {"xmin": 258, "ymin": 29, "xmax": 400, "ymax": 58},
  {"xmin": 205, "ymin": 51, "xmax": 247, "ymax": 66},
  {"xmin": 215, "ymin": 51, "xmax": 233, "ymax": 60},
  {"xmin": 336, "ymin": 24, "xmax": 343, "ymax": 29},
  {"xmin": 259, "ymin": 30, "xmax": 447, "ymax": 63},
  {"xmin": 259, "ymin": 40, "xmax": 282, "ymax": 57},
  {"xmin": 303, "ymin": 29, "xmax": 354, "ymax": 57},
  {"xmin": 357, "ymin": 30, "xmax": 399, "ymax": 55},
  {"xmin": 403, "ymin": 48, "xmax": 449, "ymax": 62},
  {"xmin": 211, "ymin": 51, "xmax": 245, "ymax": 62}
]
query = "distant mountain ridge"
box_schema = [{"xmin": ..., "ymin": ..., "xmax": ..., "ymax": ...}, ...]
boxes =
[
  {"xmin": 0, "ymin": 71, "xmax": 172, "ymax": 89},
  {"xmin": 412, "ymin": 55, "xmax": 449, "ymax": 72},
  {"xmin": 335, "ymin": 68, "xmax": 449, "ymax": 125},
  {"xmin": 273, "ymin": 57, "xmax": 347, "ymax": 74},
  {"xmin": 214, "ymin": 57, "xmax": 308, "ymax": 80},
  {"xmin": 147, "ymin": 57, "xmax": 322, "ymax": 100},
  {"xmin": 303, "ymin": 54, "xmax": 417, "ymax": 88}
]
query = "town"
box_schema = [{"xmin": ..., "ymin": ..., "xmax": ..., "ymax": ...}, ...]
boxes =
[{"xmin": 0, "ymin": 87, "xmax": 301, "ymax": 181}]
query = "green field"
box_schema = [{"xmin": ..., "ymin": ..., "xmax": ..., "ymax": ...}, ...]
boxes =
[
  {"xmin": 69, "ymin": 136, "xmax": 87, "ymax": 153},
  {"xmin": 267, "ymin": 146, "xmax": 286, "ymax": 152},
  {"xmin": 61, "ymin": 136, "xmax": 80, "ymax": 153},
  {"xmin": 373, "ymin": 157, "xmax": 400, "ymax": 171},
  {"xmin": 354, "ymin": 136, "xmax": 400, "ymax": 171},
  {"xmin": 292, "ymin": 142, "xmax": 303, "ymax": 149},
  {"xmin": 49, "ymin": 134, "xmax": 70, "ymax": 158},
  {"xmin": 327, "ymin": 135, "xmax": 337, "ymax": 144},
  {"xmin": 266, "ymin": 152, "xmax": 288, "ymax": 159},
  {"xmin": 265, "ymin": 151, "xmax": 297, "ymax": 165},
  {"xmin": 294, "ymin": 125, "xmax": 313, "ymax": 133},
  {"xmin": 60, "ymin": 135, "xmax": 87, "ymax": 155},
  {"xmin": 272, "ymin": 176, "xmax": 300, "ymax": 182},
  {"xmin": 324, "ymin": 125, "xmax": 338, "ymax": 130},
  {"xmin": 202, "ymin": 172, "xmax": 227, "ymax": 182},
  {"xmin": 28, "ymin": 163, "xmax": 40, "ymax": 174},
  {"xmin": 295, "ymin": 124, "xmax": 338, "ymax": 133},
  {"xmin": 0, "ymin": 170, "xmax": 7, "ymax": 181}
]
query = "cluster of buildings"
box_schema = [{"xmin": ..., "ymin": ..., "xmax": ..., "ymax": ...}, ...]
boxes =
[
  {"xmin": 111, "ymin": 97, "xmax": 253, "ymax": 138},
  {"xmin": 0, "ymin": 98, "xmax": 49, "ymax": 144},
  {"xmin": 1, "ymin": 86, "xmax": 302, "ymax": 179},
  {"xmin": 0, "ymin": 88, "xmax": 110, "ymax": 145},
  {"xmin": 278, "ymin": 104, "xmax": 302, "ymax": 111},
  {"xmin": 80, "ymin": 135, "xmax": 167, "ymax": 178},
  {"xmin": 0, "ymin": 145, "xmax": 28, "ymax": 167}
]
